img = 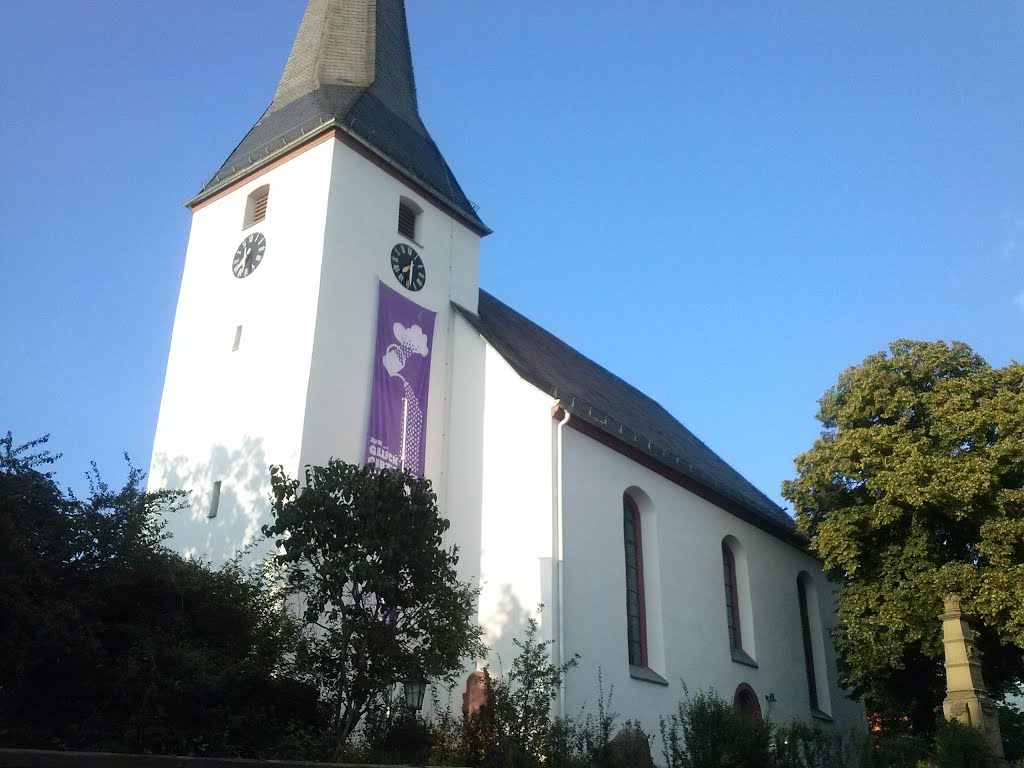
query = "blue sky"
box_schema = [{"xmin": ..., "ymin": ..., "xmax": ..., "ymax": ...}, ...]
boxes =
[{"xmin": 1, "ymin": 1, "xmax": 1021, "ymax": 508}]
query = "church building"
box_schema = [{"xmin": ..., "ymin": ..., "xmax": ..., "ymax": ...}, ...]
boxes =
[{"xmin": 149, "ymin": 0, "xmax": 865, "ymax": 734}]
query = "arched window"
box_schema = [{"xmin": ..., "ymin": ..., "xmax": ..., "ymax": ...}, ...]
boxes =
[
  {"xmin": 722, "ymin": 541, "xmax": 742, "ymax": 650},
  {"xmin": 797, "ymin": 574, "xmax": 818, "ymax": 710},
  {"xmin": 733, "ymin": 683, "xmax": 762, "ymax": 720},
  {"xmin": 623, "ymin": 494, "xmax": 647, "ymax": 668}
]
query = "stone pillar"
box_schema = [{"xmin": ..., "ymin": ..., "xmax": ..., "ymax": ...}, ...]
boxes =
[{"xmin": 939, "ymin": 594, "xmax": 1005, "ymax": 760}]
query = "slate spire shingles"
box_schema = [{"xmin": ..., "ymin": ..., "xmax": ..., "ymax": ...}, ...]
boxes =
[
  {"xmin": 270, "ymin": 0, "xmax": 378, "ymax": 111},
  {"xmin": 190, "ymin": 0, "xmax": 485, "ymax": 232}
]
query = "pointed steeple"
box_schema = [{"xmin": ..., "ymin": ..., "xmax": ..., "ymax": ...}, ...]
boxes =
[
  {"xmin": 190, "ymin": 0, "xmax": 486, "ymax": 234},
  {"xmin": 269, "ymin": 0, "xmax": 420, "ymax": 127},
  {"xmin": 270, "ymin": 0, "xmax": 378, "ymax": 109}
]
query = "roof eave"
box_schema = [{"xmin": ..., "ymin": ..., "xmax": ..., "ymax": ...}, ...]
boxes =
[
  {"xmin": 332, "ymin": 120, "xmax": 491, "ymax": 236},
  {"xmin": 183, "ymin": 120, "xmax": 339, "ymax": 210},
  {"xmin": 184, "ymin": 122, "xmax": 492, "ymax": 238},
  {"xmin": 451, "ymin": 300, "xmax": 802, "ymax": 550},
  {"xmin": 553, "ymin": 403, "xmax": 807, "ymax": 550}
]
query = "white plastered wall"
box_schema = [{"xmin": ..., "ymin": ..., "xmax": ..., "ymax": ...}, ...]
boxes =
[
  {"xmin": 149, "ymin": 140, "xmax": 336, "ymax": 564},
  {"xmin": 441, "ymin": 323, "xmax": 863, "ymax": 734},
  {"xmin": 150, "ymin": 135, "xmax": 482, "ymax": 566},
  {"xmin": 297, "ymin": 138, "xmax": 480, "ymax": 489},
  {"xmin": 446, "ymin": 315, "xmax": 564, "ymax": 669},
  {"xmin": 557, "ymin": 424, "xmax": 865, "ymax": 735}
]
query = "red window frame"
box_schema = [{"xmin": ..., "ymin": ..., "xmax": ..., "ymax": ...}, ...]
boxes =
[
  {"xmin": 623, "ymin": 495, "xmax": 648, "ymax": 668},
  {"xmin": 722, "ymin": 542, "xmax": 742, "ymax": 650},
  {"xmin": 733, "ymin": 682, "xmax": 762, "ymax": 721}
]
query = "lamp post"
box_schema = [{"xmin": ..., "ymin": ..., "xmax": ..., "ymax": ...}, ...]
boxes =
[{"xmin": 401, "ymin": 675, "xmax": 427, "ymax": 712}]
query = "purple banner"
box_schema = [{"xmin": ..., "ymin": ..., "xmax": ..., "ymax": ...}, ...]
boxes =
[{"xmin": 365, "ymin": 282, "xmax": 437, "ymax": 476}]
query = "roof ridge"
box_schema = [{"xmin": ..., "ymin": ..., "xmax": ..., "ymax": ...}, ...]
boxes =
[
  {"xmin": 463, "ymin": 290, "xmax": 794, "ymax": 534},
  {"xmin": 478, "ymin": 289, "xmax": 690, "ymax": 425}
]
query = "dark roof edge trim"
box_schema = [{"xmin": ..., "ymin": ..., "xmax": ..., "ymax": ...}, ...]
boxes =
[
  {"xmin": 331, "ymin": 121, "xmax": 491, "ymax": 235},
  {"xmin": 185, "ymin": 120, "xmax": 338, "ymax": 209},
  {"xmin": 185, "ymin": 123, "xmax": 492, "ymax": 237},
  {"xmin": 552, "ymin": 404, "xmax": 808, "ymax": 551}
]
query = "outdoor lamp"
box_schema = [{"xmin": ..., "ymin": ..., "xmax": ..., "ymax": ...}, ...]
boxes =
[
  {"xmin": 764, "ymin": 692, "xmax": 777, "ymax": 704},
  {"xmin": 402, "ymin": 675, "xmax": 427, "ymax": 711}
]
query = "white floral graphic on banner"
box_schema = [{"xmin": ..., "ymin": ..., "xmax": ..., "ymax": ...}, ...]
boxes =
[{"xmin": 381, "ymin": 322, "xmax": 429, "ymax": 473}]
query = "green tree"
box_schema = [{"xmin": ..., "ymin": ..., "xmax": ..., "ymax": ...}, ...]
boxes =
[
  {"xmin": 0, "ymin": 433, "xmax": 327, "ymax": 757},
  {"xmin": 781, "ymin": 340, "xmax": 1024, "ymax": 729},
  {"xmin": 465, "ymin": 612, "xmax": 580, "ymax": 768},
  {"xmin": 262, "ymin": 460, "xmax": 484, "ymax": 754}
]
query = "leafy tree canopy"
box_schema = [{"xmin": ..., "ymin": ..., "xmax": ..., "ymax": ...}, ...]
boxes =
[
  {"xmin": 263, "ymin": 460, "xmax": 484, "ymax": 753},
  {"xmin": 0, "ymin": 433, "xmax": 326, "ymax": 757},
  {"xmin": 781, "ymin": 340, "xmax": 1024, "ymax": 728}
]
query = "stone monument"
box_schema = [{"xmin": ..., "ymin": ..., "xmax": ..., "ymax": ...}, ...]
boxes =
[{"xmin": 939, "ymin": 594, "xmax": 1005, "ymax": 760}]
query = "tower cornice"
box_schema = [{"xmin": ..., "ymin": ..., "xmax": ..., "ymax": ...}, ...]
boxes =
[{"xmin": 186, "ymin": 122, "xmax": 491, "ymax": 238}]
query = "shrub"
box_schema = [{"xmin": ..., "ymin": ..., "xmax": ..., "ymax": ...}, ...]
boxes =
[
  {"xmin": 574, "ymin": 669, "xmax": 619, "ymax": 764},
  {"xmin": 426, "ymin": 685, "xmax": 469, "ymax": 767},
  {"xmin": 931, "ymin": 719, "xmax": 997, "ymax": 768},
  {"xmin": 870, "ymin": 718, "xmax": 1001, "ymax": 768},
  {"xmin": 998, "ymin": 700, "xmax": 1024, "ymax": 763},
  {"xmin": 0, "ymin": 434, "xmax": 328, "ymax": 758},
  {"xmin": 774, "ymin": 721, "xmax": 869, "ymax": 768},
  {"xmin": 356, "ymin": 690, "xmax": 433, "ymax": 765},
  {"xmin": 595, "ymin": 721, "xmax": 654, "ymax": 768},
  {"xmin": 464, "ymin": 612, "xmax": 579, "ymax": 768},
  {"xmin": 659, "ymin": 684, "xmax": 771, "ymax": 768},
  {"xmin": 870, "ymin": 732, "xmax": 931, "ymax": 768}
]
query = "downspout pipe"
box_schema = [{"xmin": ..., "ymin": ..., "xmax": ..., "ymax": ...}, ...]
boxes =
[{"xmin": 551, "ymin": 402, "xmax": 571, "ymax": 718}]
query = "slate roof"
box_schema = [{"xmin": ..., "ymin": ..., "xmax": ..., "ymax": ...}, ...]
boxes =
[
  {"xmin": 188, "ymin": 0, "xmax": 485, "ymax": 232},
  {"xmin": 455, "ymin": 291, "xmax": 798, "ymax": 540}
]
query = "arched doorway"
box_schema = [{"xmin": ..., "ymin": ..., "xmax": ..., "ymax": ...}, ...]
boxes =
[{"xmin": 733, "ymin": 683, "xmax": 762, "ymax": 721}]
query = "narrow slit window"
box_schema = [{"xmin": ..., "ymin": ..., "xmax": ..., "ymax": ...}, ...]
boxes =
[
  {"xmin": 623, "ymin": 495, "xmax": 647, "ymax": 668},
  {"xmin": 232, "ymin": 325, "xmax": 242, "ymax": 351},
  {"xmin": 208, "ymin": 480, "xmax": 222, "ymax": 519},
  {"xmin": 244, "ymin": 185, "xmax": 270, "ymax": 228},
  {"xmin": 398, "ymin": 198, "xmax": 421, "ymax": 241},
  {"xmin": 797, "ymin": 577, "xmax": 819, "ymax": 709},
  {"xmin": 723, "ymin": 542, "xmax": 742, "ymax": 650}
]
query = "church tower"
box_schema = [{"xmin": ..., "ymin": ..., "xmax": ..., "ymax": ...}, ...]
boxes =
[{"xmin": 149, "ymin": 0, "xmax": 488, "ymax": 562}]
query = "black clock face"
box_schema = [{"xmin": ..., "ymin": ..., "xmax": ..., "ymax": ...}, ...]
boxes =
[
  {"xmin": 390, "ymin": 243, "xmax": 426, "ymax": 291},
  {"xmin": 232, "ymin": 232, "xmax": 266, "ymax": 278}
]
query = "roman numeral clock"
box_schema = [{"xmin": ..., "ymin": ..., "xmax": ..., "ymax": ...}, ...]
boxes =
[
  {"xmin": 232, "ymin": 232, "xmax": 266, "ymax": 278},
  {"xmin": 391, "ymin": 243, "xmax": 425, "ymax": 291}
]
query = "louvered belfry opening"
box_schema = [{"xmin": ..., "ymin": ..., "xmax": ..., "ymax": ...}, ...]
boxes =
[
  {"xmin": 244, "ymin": 185, "xmax": 270, "ymax": 228},
  {"xmin": 253, "ymin": 189, "xmax": 269, "ymax": 223},
  {"xmin": 398, "ymin": 198, "xmax": 418, "ymax": 240}
]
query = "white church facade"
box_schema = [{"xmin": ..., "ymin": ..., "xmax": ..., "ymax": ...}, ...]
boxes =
[{"xmin": 149, "ymin": 0, "xmax": 866, "ymax": 735}]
